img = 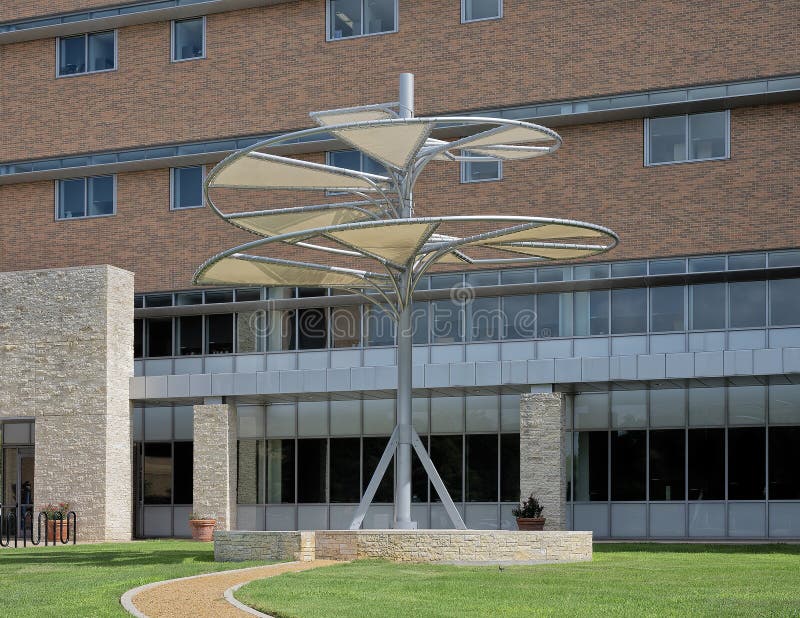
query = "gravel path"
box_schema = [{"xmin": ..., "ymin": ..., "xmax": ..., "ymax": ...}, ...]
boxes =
[{"xmin": 124, "ymin": 560, "xmax": 339, "ymax": 618}]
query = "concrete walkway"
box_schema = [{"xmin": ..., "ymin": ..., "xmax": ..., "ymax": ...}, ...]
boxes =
[{"xmin": 122, "ymin": 560, "xmax": 339, "ymax": 618}]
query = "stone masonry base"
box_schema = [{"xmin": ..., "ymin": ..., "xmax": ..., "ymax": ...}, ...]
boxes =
[{"xmin": 214, "ymin": 530, "xmax": 592, "ymax": 564}]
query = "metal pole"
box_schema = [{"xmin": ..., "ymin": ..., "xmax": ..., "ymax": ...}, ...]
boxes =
[{"xmin": 394, "ymin": 72, "xmax": 416, "ymax": 529}]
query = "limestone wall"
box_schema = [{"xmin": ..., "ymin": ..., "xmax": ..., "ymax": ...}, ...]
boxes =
[
  {"xmin": 193, "ymin": 402, "xmax": 237, "ymax": 529},
  {"xmin": 214, "ymin": 530, "xmax": 591, "ymax": 563},
  {"xmin": 0, "ymin": 265, "xmax": 134, "ymax": 541}
]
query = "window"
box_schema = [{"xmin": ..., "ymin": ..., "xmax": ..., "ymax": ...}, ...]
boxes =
[
  {"xmin": 462, "ymin": 0, "xmax": 502, "ymax": 22},
  {"xmin": 650, "ymin": 286, "xmax": 684, "ymax": 332},
  {"xmin": 363, "ymin": 437, "xmax": 394, "ymax": 502},
  {"xmin": 326, "ymin": 150, "xmax": 385, "ymax": 195},
  {"xmin": 649, "ymin": 429, "xmax": 685, "ymax": 501},
  {"xmin": 147, "ymin": 317, "xmax": 173, "ymax": 357},
  {"xmin": 468, "ymin": 296, "xmax": 501, "ymax": 341},
  {"xmin": 574, "ymin": 290, "xmax": 609, "ymax": 336},
  {"xmin": 689, "ymin": 283, "xmax": 725, "ymax": 330},
  {"xmin": 327, "ymin": 0, "xmax": 397, "ymax": 40},
  {"xmin": 297, "ymin": 439, "xmax": 327, "ymax": 503},
  {"xmin": 728, "ymin": 427, "xmax": 766, "ymax": 500},
  {"xmin": 769, "ymin": 427, "xmax": 800, "ymax": 500},
  {"xmin": 56, "ymin": 176, "xmax": 115, "ymax": 219},
  {"xmin": 430, "ymin": 435, "xmax": 463, "ymax": 502},
  {"xmin": 611, "ymin": 288, "xmax": 647, "ymax": 334},
  {"xmin": 645, "ymin": 111, "xmax": 728, "ymax": 165},
  {"xmin": 688, "ymin": 429, "xmax": 725, "ymax": 500},
  {"xmin": 330, "ymin": 438, "xmax": 361, "ymax": 502},
  {"xmin": 729, "ymin": 280, "xmax": 766, "ymax": 328},
  {"xmin": 770, "ymin": 279, "xmax": 800, "ymax": 326},
  {"xmin": 460, "ymin": 152, "xmax": 502, "ymax": 183},
  {"xmin": 611, "ymin": 430, "xmax": 646, "ymax": 500},
  {"xmin": 466, "ymin": 434, "xmax": 498, "ymax": 501},
  {"xmin": 171, "ymin": 166, "xmax": 204, "ymax": 209},
  {"xmin": 573, "ymin": 431, "xmax": 608, "ymax": 501},
  {"xmin": 58, "ymin": 31, "xmax": 116, "ymax": 76},
  {"xmin": 172, "ymin": 17, "xmax": 205, "ymax": 61},
  {"xmin": 537, "ymin": 293, "xmax": 572, "ymax": 338}
]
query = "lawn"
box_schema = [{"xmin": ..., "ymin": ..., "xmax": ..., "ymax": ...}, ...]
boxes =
[
  {"xmin": 0, "ymin": 539, "xmax": 266, "ymax": 617},
  {"xmin": 236, "ymin": 544, "xmax": 800, "ymax": 618}
]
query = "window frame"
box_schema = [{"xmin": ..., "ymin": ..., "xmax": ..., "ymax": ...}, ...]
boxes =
[
  {"xmin": 461, "ymin": 0, "xmax": 503, "ymax": 23},
  {"xmin": 170, "ymin": 165, "xmax": 206, "ymax": 210},
  {"xmin": 325, "ymin": 0, "xmax": 399, "ymax": 41},
  {"xmin": 55, "ymin": 175, "xmax": 117, "ymax": 221},
  {"xmin": 459, "ymin": 152, "xmax": 503, "ymax": 184},
  {"xmin": 644, "ymin": 110, "xmax": 730, "ymax": 167},
  {"xmin": 56, "ymin": 30, "xmax": 118, "ymax": 78},
  {"xmin": 171, "ymin": 16, "xmax": 207, "ymax": 63}
]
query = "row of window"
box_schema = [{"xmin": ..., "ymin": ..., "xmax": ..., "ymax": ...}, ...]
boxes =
[
  {"xmin": 57, "ymin": 17, "xmax": 204, "ymax": 76},
  {"xmin": 568, "ymin": 426, "xmax": 800, "ymax": 502},
  {"xmin": 56, "ymin": 166, "xmax": 203, "ymax": 219},
  {"xmin": 134, "ymin": 278, "xmax": 800, "ymax": 357}
]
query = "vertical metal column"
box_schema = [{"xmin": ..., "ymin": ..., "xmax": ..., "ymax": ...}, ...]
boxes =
[{"xmin": 394, "ymin": 72, "xmax": 416, "ymax": 529}]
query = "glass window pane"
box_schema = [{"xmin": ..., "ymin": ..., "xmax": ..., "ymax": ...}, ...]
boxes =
[
  {"xmin": 465, "ymin": 395, "xmax": 498, "ymax": 432},
  {"xmin": 430, "ymin": 435, "xmax": 463, "ymax": 502},
  {"xmin": 173, "ymin": 18, "xmax": 204, "ymax": 60},
  {"xmin": 2, "ymin": 423, "xmax": 31, "ymax": 444},
  {"xmin": 362, "ymin": 437, "xmax": 394, "ymax": 502},
  {"xmin": 412, "ymin": 397, "xmax": 429, "ymax": 434},
  {"xmin": 648, "ymin": 115, "xmax": 686, "ymax": 164},
  {"xmin": 689, "ymin": 111, "xmax": 726, "ymax": 160},
  {"xmin": 176, "ymin": 292, "xmax": 203, "ymax": 305},
  {"xmin": 59, "ymin": 178, "xmax": 85, "ymax": 219},
  {"xmin": 649, "ymin": 429, "xmax": 684, "ymax": 501},
  {"xmin": 206, "ymin": 313, "xmax": 234, "ymax": 354},
  {"xmin": 144, "ymin": 406, "xmax": 172, "ymax": 441},
  {"xmin": 330, "ymin": 0, "xmax": 362, "ymax": 38},
  {"xmin": 573, "ymin": 431, "xmax": 608, "ymax": 501},
  {"xmin": 728, "ymin": 254, "xmax": 765, "ymax": 270},
  {"xmin": 173, "ymin": 441, "xmax": 193, "ymax": 504},
  {"xmin": 729, "ymin": 281, "xmax": 766, "ymax": 328},
  {"xmin": 88, "ymin": 176, "xmax": 114, "ymax": 216},
  {"xmin": 538, "ymin": 267, "xmax": 569, "ymax": 282},
  {"xmin": 689, "ymin": 256, "xmax": 726, "ymax": 273},
  {"xmin": 237, "ymin": 439, "xmax": 265, "ymax": 504},
  {"xmin": 466, "ymin": 271, "xmax": 498, "ymax": 287},
  {"xmin": 501, "ymin": 268, "xmax": 534, "ymax": 285},
  {"xmin": 503, "ymin": 295, "xmax": 535, "ymax": 340},
  {"xmin": 431, "ymin": 396, "xmax": 463, "ymax": 433},
  {"xmin": 237, "ymin": 311, "xmax": 265, "ymax": 353},
  {"xmin": 770, "ymin": 279, "xmax": 800, "ymax": 326},
  {"xmin": 611, "ymin": 288, "xmax": 647, "ymax": 334},
  {"xmin": 769, "ymin": 427, "xmax": 800, "ymax": 499},
  {"xmin": 143, "ymin": 443, "xmax": 172, "ymax": 504},
  {"xmin": 431, "ymin": 299, "xmax": 463, "ymax": 343},
  {"xmin": 430, "ymin": 274, "xmax": 462, "ymax": 289},
  {"xmin": 411, "ymin": 301, "xmax": 429, "ymax": 345},
  {"xmin": 611, "ymin": 261, "xmax": 647, "ymax": 277},
  {"xmin": 266, "ymin": 403, "xmax": 295, "ymax": 438},
  {"xmin": 173, "ymin": 166, "xmax": 203, "ymax": 209},
  {"xmin": 463, "ymin": 158, "xmax": 500, "ymax": 182},
  {"xmin": 364, "ymin": 0, "xmax": 395, "ymax": 34},
  {"xmin": 649, "ymin": 259, "xmax": 685, "ymax": 275},
  {"xmin": 537, "ymin": 293, "xmax": 572, "ymax": 338},
  {"xmin": 147, "ymin": 317, "xmax": 173, "ymax": 357},
  {"xmin": 205, "ymin": 290, "xmax": 234, "ymax": 303},
  {"xmin": 266, "ymin": 439, "xmax": 295, "ymax": 503},
  {"xmin": 59, "ymin": 35, "xmax": 86, "ymax": 75},
  {"xmin": 574, "ymin": 392, "xmax": 609, "ymax": 429},
  {"xmin": 650, "ymin": 389, "xmax": 686, "ymax": 427},
  {"xmin": 363, "ymin": 399, "xmax": 395, "ymax": 435},
  {"xmin": 769, "ymin": 383, "xmax": 800, "ymax": 423},
  {"xmin": 329, "ymin": 149, "xmax": 361, "ymax": 170},
  {"xmin": 574, "ymin": 264, "xmax": 609, "ymax": 280},
  {"xmin": 466, "ymin": 434, "xmax": 498, "ymax": 502},
  {"xmin": 298, "ymin": 401, "xmax": 327, "ymax": 436},
  {"xmin": 611, "ymin": 390, "xmax": 647, "ymax": 428},
  {"xmin": 297, "ymin": 438, "xmax": 326, "ymax": 503},
  {"xmin": 728, "ymin": 385, "xmax": 766, "ymax": 425},
  {"xmin": 500, "ymin": 394, "xmax": 520, "ymax": 432},
  {"xmin": 178, "ymin": 315, "xmax": 202, "ymax": 356},
  {"xmin": 650, "ymin": 286, "xmax": 684, "ymax": 332},
  {"xmin": 690, "ymin": 283, "xmax": 725, "ymax": 330},
  {"xmin": 728, "ymin": 427, "xmax": 766, "ymax": 500},
  {"xmin": 574, "ymin": 290, "xmax": 608, "ymax": 336},
  {"xmin": 611, "ymin": 430, "xmax": 646, "ymax": 500},
  {"xmin": 689, "ymin": 386, "xmax": 725, "ymax": 426},
  {"xmin": 465, "ymin": 0, "xmax": 501, "ymax": 20},
  {"xmin": 331, "ymin": 306, "xmax": 361, "ymax": 347},
  {"xmin": 173, "ymin": 405, "xmax": 193, "ymax": 440},
  {"xmin": 366, "ymin": 305, "xmax": 394, "ymax": 346},
  {"xmin": 688, "ymin": 428, "xmax": 725, "ymax": 500},
  {"xmin": 88, "ymin": 31, "xmax": 115, "ymax": 71},
  {"xmin": 468, "ymin": 297, "xmax": 501, "ymax": 341},
  {"xmin": 330, "ymin": 438, "xmax": 360, "ymax": 502},
  {"xmin": 330, "ymin": 399, "xmax": 360, "ymax": 436},
  {"xmin": 237, "ymin": 405, "xmax": 265, "ymax": 439},
  {"xmin": 297, "ymin": 307, "xmax": 328, "ymax": 350},
  {"xmin": 500, "ymin": 433, "xmax": 520, "ymax": 502}
]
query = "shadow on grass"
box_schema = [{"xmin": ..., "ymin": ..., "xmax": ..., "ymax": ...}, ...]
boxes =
[
  {"xmin": 595, "ymin": 543, "xmax": 800, "ymax": 555},
  {"xmin": 0, "ymin": 548, "xmax": 215, "ymax": 568}
]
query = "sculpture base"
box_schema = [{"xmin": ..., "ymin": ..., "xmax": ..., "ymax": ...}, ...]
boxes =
[{"xmin": 214, "ymin": 529, "xmax": 592, "ymax": 564}]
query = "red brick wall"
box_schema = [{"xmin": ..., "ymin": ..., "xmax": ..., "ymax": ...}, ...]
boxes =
[
  {"xmin": 1, "ymin": 1, "xmax": 799, "ymax": 161},
  {"xmin": 1, "ymin": 104, "xmax": 798, "ymax": 292}
]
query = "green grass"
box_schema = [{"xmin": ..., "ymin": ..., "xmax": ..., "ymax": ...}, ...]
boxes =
[
  {"xmin": 0, "ymin": 539, "xmax": 268, "ymax": 617},
  {"xmin": 236, "ymin": 544, "xmax": 800, "ymax": 618}
]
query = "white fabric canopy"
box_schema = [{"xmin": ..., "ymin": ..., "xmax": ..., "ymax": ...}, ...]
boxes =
[
  {"xmin": 197, "ymin": 255, "xmax": 377, "ymax": 287},
  {"xmin": 327, "ymin": 222, "xmax": 439, "ymax": 264},
  {"xmin": 489, "ymin": 245, "xmax": 602, "ymax": 259},
  {"xmin": 477, "ymin": 223, "xmax": 606, "ymax": 244},
  {"xmin": 332, "ymin": 122, "xmax": 433, "ymax": 169},
  {"xmin": 230, "ymin": 206, "xmax": 372, "ymax": 237},
  {"xmin": 311, "ymin": 108, "xmax": 397, "ymax": 127}
]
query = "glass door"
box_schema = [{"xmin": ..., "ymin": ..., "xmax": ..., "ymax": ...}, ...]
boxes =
[{"xmin": 18, "ymin": 449, "xmax": 34, "ymax": 533}]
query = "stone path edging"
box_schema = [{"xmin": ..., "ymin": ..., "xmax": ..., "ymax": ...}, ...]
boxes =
[{"xmin": 120, "ymin": 560, "xmax": 338, "ymax": 618}]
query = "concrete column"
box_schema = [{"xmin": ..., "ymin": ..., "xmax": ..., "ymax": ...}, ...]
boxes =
[
  {"xmin": 193, "ymin": 401, "xmax": 237, "ymax": 530},
  {"xmin": 520, "ymin": 391, "xmax": 566, "ymax": 531},
  {"xmin": 0, "ymin": 265, "xmax": 134, "ymax": 542}
]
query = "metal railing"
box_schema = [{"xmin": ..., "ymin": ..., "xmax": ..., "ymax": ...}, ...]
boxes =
[{"xmin": 0, "ymin": 505, "xmax": 77, "ymax": 548}]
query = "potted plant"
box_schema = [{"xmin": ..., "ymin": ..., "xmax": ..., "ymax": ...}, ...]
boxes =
[
  {"xmin": 41, "ymin": 502, "xmax": 71, "ymax": 542},
  {"xmin": 188, "ymin": 513, "xmax": 217, "ymax": 541},
  {"xmin": 512, "ymin": 494, "xmax": 545, "ymax": 531}
]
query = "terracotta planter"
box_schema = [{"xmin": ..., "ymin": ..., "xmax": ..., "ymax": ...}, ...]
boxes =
[
  {"xmin": 47, "ymin": 519, "xmax": 69, "ymax": 543},
  {"xmin": 516, "ymin": 517, "xmax": 546, "ymax": 531},
  {"xmin": 189, "ymin": 519, "xmax": 217, "ymax": 542}
]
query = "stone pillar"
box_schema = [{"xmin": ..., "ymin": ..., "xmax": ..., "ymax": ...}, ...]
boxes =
[
  {"xmin": 520, "ymin": 392, "xmax": 566, "ymax": 531},
  {"xmin": 193, "ymin": 401, "xmax": 237, "ymax": 530},
  {"xmin": 0, "ymin": 265, "xmax": 134, "ymax": 542}
]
